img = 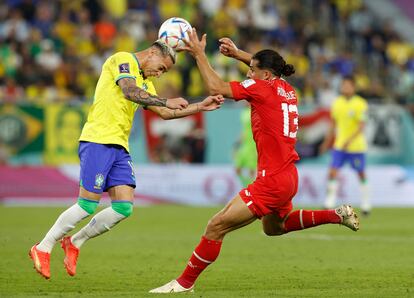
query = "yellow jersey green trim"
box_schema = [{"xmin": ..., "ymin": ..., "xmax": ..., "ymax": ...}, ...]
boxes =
[{"xmin": 115, "ymin": 74, "xmax": 136, "ymax": 84}]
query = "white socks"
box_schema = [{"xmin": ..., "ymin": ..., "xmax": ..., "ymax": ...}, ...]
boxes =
[
  {"xmin": 37, "ymin": 204, "xmax": 90, "ymax": 253},
  {"xmin": 324, "ymin": 178, "xmax": 371, "ymax": 212},
  {"xmin": 324, "ymin": 179, "xmax": 338, "ymax": 209},
  {"xmin": 71, "ymin": 207, "xmax": 126, "ymax": 248},
  {"xmin": 360, "ymin": 182, "xmax": 371, "ymax": 213}
]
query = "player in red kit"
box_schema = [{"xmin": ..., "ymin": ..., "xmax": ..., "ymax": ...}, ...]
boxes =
[{"xmin": 150, "ymin": 30, "xmax": 360, "ymax": 293}]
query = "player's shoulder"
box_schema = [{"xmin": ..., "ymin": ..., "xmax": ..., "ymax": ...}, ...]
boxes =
[
  {"xmin": 107, "ymin": 51, "xmax": 135, "ymax": 63},
  {"xmin": 332, "ymin": 95, "xmax": 345, "ymax": 106},
  {"xmin": 354, "ymin": 94, "xmax": 368, "ymax": 103},
  {"xmin": 352, "ymin": 95, "xmax": 368, "ymax": 107},
  {"xmin": 112, "ymin": 51, "xmax": 133, "ymax": 57},
  {"xmin": 239, "ymin": 78, "xmax": 262, "ymax": 89}
]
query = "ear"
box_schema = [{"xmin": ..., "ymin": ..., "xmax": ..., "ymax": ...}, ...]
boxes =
[
  {"xmin": 263, "ymin": 70, "xmax": 273, "ymax": 80},
  {"xmin": 148, "ymin": 48, "xmax": 156, "ymax": 56}
]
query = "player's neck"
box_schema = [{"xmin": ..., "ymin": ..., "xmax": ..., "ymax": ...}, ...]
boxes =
[
  {"xmin": 134, "ymin": 51, "xmax": 148, "ymax": 78},
  {"xmin": 264, "ymin": 76, "xmax": 279, "ymax": 81}
]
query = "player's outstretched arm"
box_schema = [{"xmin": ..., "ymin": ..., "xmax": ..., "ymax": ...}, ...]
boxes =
[
  {"xmin": 181, "ymin": 28, "xmax": 233, "ymax": 98},
  {"xmin": 118, "ymin": 77, "xmax": 188, "ymax": 109},
  {"xmin": 219, "ymin": 37, "xmax": 252, "ymax": 66},
  {"xmin": 148, "ymin": 95, "xmax": 224, "ymax": 120}
]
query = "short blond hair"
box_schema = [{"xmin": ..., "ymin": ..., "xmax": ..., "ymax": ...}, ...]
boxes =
[{"xmin": 152, "ymin": 39, "xmax": 176, "ymax": 64}]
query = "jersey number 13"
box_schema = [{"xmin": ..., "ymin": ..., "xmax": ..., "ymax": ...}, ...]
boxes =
[{"xmin": 281, "ymin": 102, "xmax": 298, "ymax": 138}]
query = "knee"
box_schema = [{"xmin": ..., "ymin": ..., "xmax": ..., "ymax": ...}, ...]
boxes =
[
  {"xmin": 112, "ymin": 201, "xmax": 133, "ymax": 218},
  {"xmin": 263, "ymin": 225, "xmax": 285, "ymax": 236},
  {"xmin": 205, "ymin": 214, "xmax": 226, "ymax": 239},
  {"xmin": 77, "ymin": 197, "xmax": 99, "ymax": 215}
]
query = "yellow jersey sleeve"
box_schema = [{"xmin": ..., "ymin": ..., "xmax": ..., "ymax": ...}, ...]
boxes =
[
  {"xmin": 109, "ymin": 52, "xmax": 139, "ymax": 84},
  {"xmin": 79, "ymin": 52, "xmax": 157, "ymax": 152}
]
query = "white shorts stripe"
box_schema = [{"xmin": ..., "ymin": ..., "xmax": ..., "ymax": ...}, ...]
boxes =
[
  {"xmin": 262, "ymin": 170, "xmax": 266, "ymax": 177},
  {"xmin": 193, "ymin": 251, "xmax": 212, "ymax": 264},
  {"xmin": 246, "ymin": 200, "xmax": 253, "ymax": 207},
  {"xmin": 299, "ymin": 209, "xmax": 304, "ymax": 229}
]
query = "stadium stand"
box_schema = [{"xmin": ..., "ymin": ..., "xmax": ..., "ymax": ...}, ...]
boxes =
[{"xmin": 0, "ymin": 0, "xmax": 413, "ymax": 106}]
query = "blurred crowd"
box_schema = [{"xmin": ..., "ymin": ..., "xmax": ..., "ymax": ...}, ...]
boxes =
[
  {"xmin": 1, "ymin": 0, "xmax": 414, "ymax": 164},
  {"xmin": 0, "ymin": 0, "xmax": 413, "ymax": 108}
]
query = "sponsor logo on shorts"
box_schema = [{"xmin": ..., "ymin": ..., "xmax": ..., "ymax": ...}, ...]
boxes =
[
  {"xmin": 94, "ymin": 173, "xmax": 104, "ymax": 189},
  {"xmin": 119, "ymin": 63, "xmax": 130, "ymax": 73}
]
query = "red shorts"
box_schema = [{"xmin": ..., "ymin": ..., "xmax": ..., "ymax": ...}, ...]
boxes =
[{"xmin": 239, "ymin": 164, "xmax": 298, "ymax": 219}]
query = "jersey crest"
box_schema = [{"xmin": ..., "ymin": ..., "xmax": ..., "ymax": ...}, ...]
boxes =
[{"xmin": 119, "ymin": 63, "xmax": 130, "ymax": 73}]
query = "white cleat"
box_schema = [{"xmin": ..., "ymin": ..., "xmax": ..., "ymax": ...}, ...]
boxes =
[
  {"xmin": 335, "ymin": 205, "xmax": 360, "ymax": 231},
  {"xmin": 149, "ymin": 280, "xmax": 194, "ymax": 294}
]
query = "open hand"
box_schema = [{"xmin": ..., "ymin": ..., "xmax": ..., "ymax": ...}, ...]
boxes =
[
  {"xmin": 181, "ymin": 27, "xmax": 206, "ymax": 57},
  {"xmin": 166, "ymin": 97, "xmax": 189, "ymax": 109}
]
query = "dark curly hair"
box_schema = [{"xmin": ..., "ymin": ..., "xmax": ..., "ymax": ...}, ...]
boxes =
[{"xmin": 252, "ymin": 49, "xmax": 295, "ymax": 77}]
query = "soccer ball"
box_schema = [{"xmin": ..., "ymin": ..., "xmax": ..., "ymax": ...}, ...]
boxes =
[{"xmin": 158, "ymin": 17, "xmax": 192, "ymax": 50}]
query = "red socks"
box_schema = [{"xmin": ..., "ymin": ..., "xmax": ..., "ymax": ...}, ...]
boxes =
[
  {"xmin": 177, "ymin": 236, "xmax": 222, "ymax": 289},
  {"xmin": 176, "ymin": 210, "xmax": 341, "ymax": 288},
  {"xmin": 283, "ymin": 209, "xmax": 341, "ymax": 233}
]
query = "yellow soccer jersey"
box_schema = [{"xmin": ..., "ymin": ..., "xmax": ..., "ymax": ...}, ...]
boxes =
[
  {"xmin": 79, "ymin": 51, "xmax": 157, "ymax": 152},
  {"xmin": 331, "ymin": 95, "xmax": 368, "ymax": 153}
]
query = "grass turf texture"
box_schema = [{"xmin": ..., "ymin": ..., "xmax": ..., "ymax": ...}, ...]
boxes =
[{"xmin": 0, "ymin": 206, "xmax": 413, "ymax": 297}]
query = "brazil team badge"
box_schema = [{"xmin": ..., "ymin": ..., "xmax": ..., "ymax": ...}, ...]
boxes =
[{"xmin": 94, "ymin": 173, "xmax": 105, "ymax": 189}]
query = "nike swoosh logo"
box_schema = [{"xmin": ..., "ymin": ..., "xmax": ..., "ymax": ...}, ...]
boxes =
[{"xmin": 33, "ymin": 248, "xmax": 41, "ymax": 270}]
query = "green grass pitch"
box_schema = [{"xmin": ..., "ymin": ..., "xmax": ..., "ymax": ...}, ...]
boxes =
[{"xmin": 0, "ymin": 205, "xmax": 413, "ymax": 297}]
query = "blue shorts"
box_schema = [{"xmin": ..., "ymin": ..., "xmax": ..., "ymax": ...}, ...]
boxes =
[
  {"xmin": 330, "ymin": 149, "xmax": 366, "ymax": 173},
  {"xmin": 79, "ymin": 141, "xmax": 136, "ymax": 193}
]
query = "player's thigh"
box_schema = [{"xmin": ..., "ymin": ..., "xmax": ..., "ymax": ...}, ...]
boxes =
[
  {"xmin": 350, "ymin": 153, "xmax": 366, "ymax": 176},
  {"xmin": 78, "ymin": 141, "xmax": 117, "ymax": 194},
  {"xmin": 329, "ymin": 150, "xmax": 346, "ymax": 179},
  {"xmin": 105, "ymin": 148, "xmax": 136, "ymax": 193},
  {"xmin": 108, "ymin": 185, "xmax": 135, "ymax": 202},
  {"xmin": 79, "ymin": 186, "xmax": 101, "ymax": 201},
  {"xmin": 262, "ymin": 212, "xmax": 285, "ymax": 236},
  {"xmin": 330, "ymin": 149, "xmax": 346, "ymax": 170},
  {"xmin": 205, "ymin": 194, "xmax": 256, "ymax": 239}
]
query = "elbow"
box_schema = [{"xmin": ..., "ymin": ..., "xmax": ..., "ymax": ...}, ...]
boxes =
[
  {"xmin": 208, "ymin": 88, "xmax": 220, "ymax": 96},
  {"xmin": 208, "ymin": 85, "xmax": 223, "ymax": 96}
]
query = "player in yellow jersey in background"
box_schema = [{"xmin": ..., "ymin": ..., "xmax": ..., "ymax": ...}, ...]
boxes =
[
  {"xmin": 29, "ymin": 39, "xmax": 224, "ymax": 279},
  {"xmin": 320, "ymin": 76, "xmax": 370, "ymax": 215}
]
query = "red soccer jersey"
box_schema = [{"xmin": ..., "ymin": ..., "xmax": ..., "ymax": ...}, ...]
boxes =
[{"xmin": 230, "ymin": 78, "xmax": 300, "ymax": 175}]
